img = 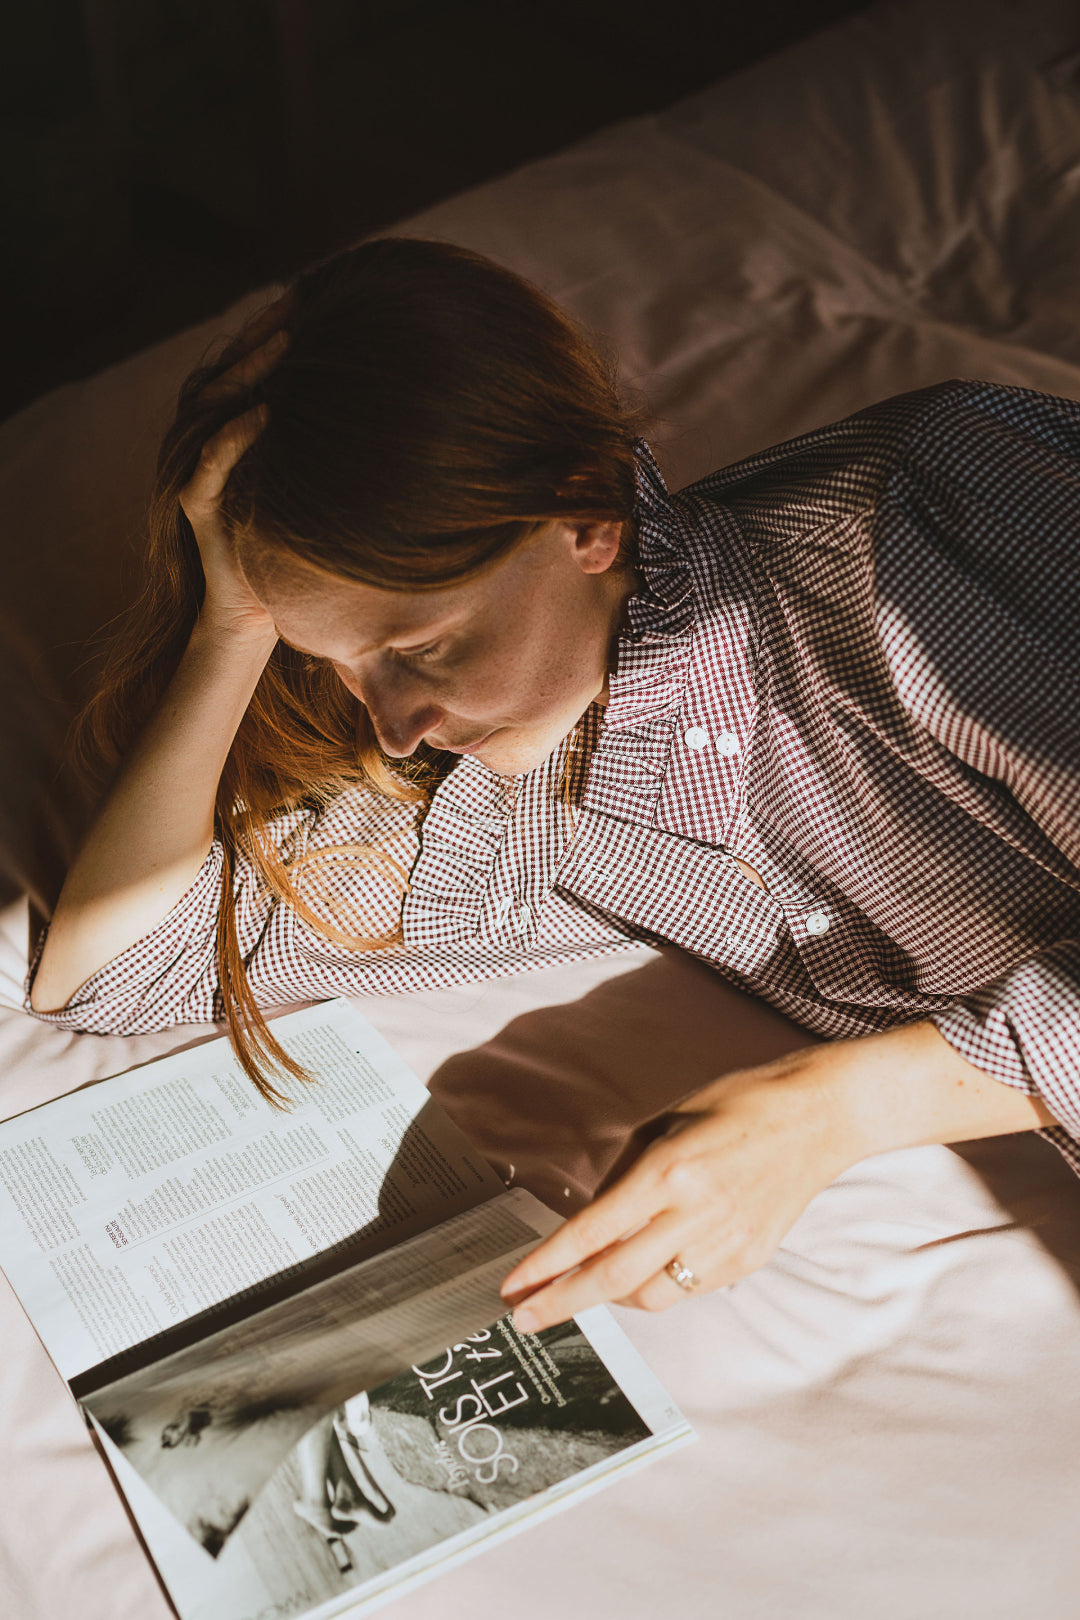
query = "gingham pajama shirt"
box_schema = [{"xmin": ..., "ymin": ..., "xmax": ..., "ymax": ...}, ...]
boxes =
[{"xmin": 28, "ymin": 380, "xmax": 1080, "ymax": 1168}]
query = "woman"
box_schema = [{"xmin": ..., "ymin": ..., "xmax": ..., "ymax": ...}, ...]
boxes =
[{"xmin": 27, "ymin": 238, "xmax": 1078, "ymax": 1334}]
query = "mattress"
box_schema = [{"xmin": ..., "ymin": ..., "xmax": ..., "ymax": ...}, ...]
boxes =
[{"xmin": 3, "ymin": 1, "xmax": 1080, "ymax": 1614}]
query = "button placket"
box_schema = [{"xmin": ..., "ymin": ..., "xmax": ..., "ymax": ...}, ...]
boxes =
[
  {"xmin": 661, "ymin": 717, "xmax": 749, "ymax": 853},
  {"xmin": 681, "ymin": 724, "xmax": 743, "ymax": 758}
]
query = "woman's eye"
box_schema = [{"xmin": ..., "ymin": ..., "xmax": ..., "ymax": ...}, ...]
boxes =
[{"xmin": 397, "ymin": 641, "xmax": 445, "ymax": 664}]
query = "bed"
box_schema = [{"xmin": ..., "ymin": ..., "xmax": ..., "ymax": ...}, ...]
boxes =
[{"xmin": 3, "ymin": 1, "xmax": 1080, "ymax": 1614}]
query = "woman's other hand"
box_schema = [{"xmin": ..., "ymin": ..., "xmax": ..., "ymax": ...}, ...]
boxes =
[
  {"xmin": 181, "ymin": 315, "xmax": 289, "ymax": 647},
  {"xmin": 499, "ymin": 1020, "xmax": 1054, "ymax": 1329}
]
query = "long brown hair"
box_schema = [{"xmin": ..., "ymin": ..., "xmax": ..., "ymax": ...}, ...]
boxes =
[{"xmin": 76, "ymin": 237, "xmax": 646, "ymax": 1099}]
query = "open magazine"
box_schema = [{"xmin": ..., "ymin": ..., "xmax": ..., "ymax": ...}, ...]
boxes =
[{"xmin": 0, "ymin": 998, "xmax": 693, "ymax": 1620}]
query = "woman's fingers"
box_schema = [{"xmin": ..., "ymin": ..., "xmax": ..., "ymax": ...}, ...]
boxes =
[
  {"xmin": 501, "ymin": 1054, "xmax": 855, "ymax": 1332},
  {"xmin": 196, "ymin": 290, "xmax": 294, "ymax": 403},
  {"xmin": 509, "ymin": 1208, "xmax": 702, "ymax": 1332},
  {"xmin": 200, "ymin": 328, "xmax": 290, "ymax": 403},
  {"xmin": 238, "ymin": 289, "xmax": 295, "ymax": 349},
  {"xmin": 177, "ymin": 404, "xmax": 277, "ymax": 639},
  {"xmin": 180, "ymin": 404, "xmax": 268, "ymax": 516},
  {"xmin": 501, "ymin": 1155, "xmax": 667, "ymax": 1307}
]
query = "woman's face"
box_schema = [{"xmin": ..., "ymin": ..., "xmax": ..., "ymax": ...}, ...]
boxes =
[{"xmin": 242, "ymin": 520, "xmax": 632, "ymax": 776}]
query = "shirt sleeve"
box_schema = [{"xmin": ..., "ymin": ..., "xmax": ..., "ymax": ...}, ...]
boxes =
[
  {"xmin": 872, "ymin": 381, "xmax": 1080, "ymax": 1151},
  {"xmin": 931, "ymin": 944, "xmax": 1080, "ymax": 1166},
  {"xmin": 25, "ymin": 843, "xmax": 229, "ymax": 1033},
  {"xmin": 25, "ymin": 782, "xmax": 636, "ymax": 1035}
]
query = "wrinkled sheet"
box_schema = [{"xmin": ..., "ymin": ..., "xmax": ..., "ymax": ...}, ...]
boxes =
[{"xmin": 3, "ymin": 0, "xmax": 1080, "ymax": 1614}]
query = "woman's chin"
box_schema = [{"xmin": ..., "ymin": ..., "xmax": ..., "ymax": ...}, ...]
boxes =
[
  {"xmin": 486, "ymin": 733, "xmax": 582, "ymax": 777},
  {"xmin": 470, "ymin": 728, "xmax": 548, "ymax": 777}
]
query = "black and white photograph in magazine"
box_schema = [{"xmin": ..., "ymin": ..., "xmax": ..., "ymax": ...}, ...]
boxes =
[
  {"xmin": 76, "ymin": 1166, "xmax": 554, "ymax": 1562},
  {"xmin": 216, "ymin": 1314, "xmax": 654, "ymax": 1612}
]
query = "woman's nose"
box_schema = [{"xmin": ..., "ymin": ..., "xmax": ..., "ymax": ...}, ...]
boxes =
[
  {"xmin": 371, "ymin": 704, "xmax": 444, "ymax": 758},
  {"xmin": 337, "ymin": 664, "xmax": 444, "ymax": 758}
]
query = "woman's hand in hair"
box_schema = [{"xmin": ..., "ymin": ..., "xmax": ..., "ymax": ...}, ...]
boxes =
[
  {"xmin": 180, "ymin": 402, "xmax": 279, "ymax": 650},
  {"xmin": 499, "ymin": 1021, "xmax": 1054, "ymax": 1329},
  {"xmin": 182, "ymin": 310, "xmax": 290, "ymax": 648}
]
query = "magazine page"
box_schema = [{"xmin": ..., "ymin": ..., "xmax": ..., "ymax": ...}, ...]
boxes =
[
  {"xmin": 93, "ymin": 1305, "xmax": 693, "ymax": 1620},
  {"xmin": 0, "ymin": 999, "xmax": 505, "ymax": 1381},
  {"xmin": 79, "ymin": 1186, "xmax": 565, "ymax": 1553}
]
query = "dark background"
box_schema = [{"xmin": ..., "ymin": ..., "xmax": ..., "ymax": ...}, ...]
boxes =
[{"xmin": 3, "ymin": 0, "xmax": 871, "ymax": 423}]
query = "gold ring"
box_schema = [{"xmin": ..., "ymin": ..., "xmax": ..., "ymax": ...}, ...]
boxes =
[{"xmin": 664, "ymin": 1256, "xmax": 701, "ymax": 1292}]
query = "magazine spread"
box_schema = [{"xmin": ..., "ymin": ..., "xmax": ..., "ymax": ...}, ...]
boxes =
[{"xmin": 0, "ymin": 998, "xmax": 693, "ymax": 1620}]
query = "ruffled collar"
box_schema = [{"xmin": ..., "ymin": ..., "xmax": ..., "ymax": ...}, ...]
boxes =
[{"xmin": 602, "ymin": 439, "xmax": 696, "ymax": 733}]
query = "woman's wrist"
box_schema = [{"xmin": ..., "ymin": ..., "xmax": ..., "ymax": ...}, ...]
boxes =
[
  {"xmin": 815, "ymin": 1020, "xmax": 1054, "ymax": 1165},
  {"xmin": 188, "ymin": 609, "xmax": 278, "ymax": 660}
]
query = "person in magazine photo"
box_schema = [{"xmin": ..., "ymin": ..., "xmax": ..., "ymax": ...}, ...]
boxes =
[
  {"xmin": 25, "ymin": 235, "xmax": 1079, "ymax": 1338},
  {"xmin": 224, "ymin": 1316, "xmax": 654, "ymax": 1614}
]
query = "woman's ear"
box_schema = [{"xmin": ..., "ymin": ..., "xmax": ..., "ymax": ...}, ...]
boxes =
[{"xmin": 571, "ymin": 520, "xmax": 624, "ymax": 575}]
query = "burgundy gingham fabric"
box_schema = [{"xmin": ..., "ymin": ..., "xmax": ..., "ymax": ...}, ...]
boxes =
[{"xmin": 28, "ymin": 380, "xmax": 1080, "ymax": 1167}]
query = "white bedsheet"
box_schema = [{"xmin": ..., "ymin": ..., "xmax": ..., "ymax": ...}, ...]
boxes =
[{"xmin": 3, "ymin": 0, "xmax": 1080, "ymax": 1614}]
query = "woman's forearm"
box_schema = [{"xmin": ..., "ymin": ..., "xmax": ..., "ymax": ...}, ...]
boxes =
[
  {"xmin": 824, "ymin": 1019, "xmax": 1055, "ymax": 1156},
  {"xmin": 30, "ymin": 622, "xmax": 276, "ymax": 1012}
]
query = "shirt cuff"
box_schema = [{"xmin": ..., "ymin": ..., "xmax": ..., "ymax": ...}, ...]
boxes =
[
  {"xmin": 931, "ymin": 939, "xmax": 1080, "ymax": 1151},
  {"xmin": 23, "ymin": 847, "xmax": 225, "ymax": 1034}
]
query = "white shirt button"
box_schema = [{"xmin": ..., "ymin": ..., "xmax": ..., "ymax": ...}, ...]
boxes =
[
  {"xmin": 683, "ymin": 726, "xmax": 710, "ymax": 751},
  {"xmin": 805, "ymin": 910, "xmax": 831, "ymax": 936},
  {"xmin": 714, "ymin": 731, "xmax": 741, "ymax": 756}
]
